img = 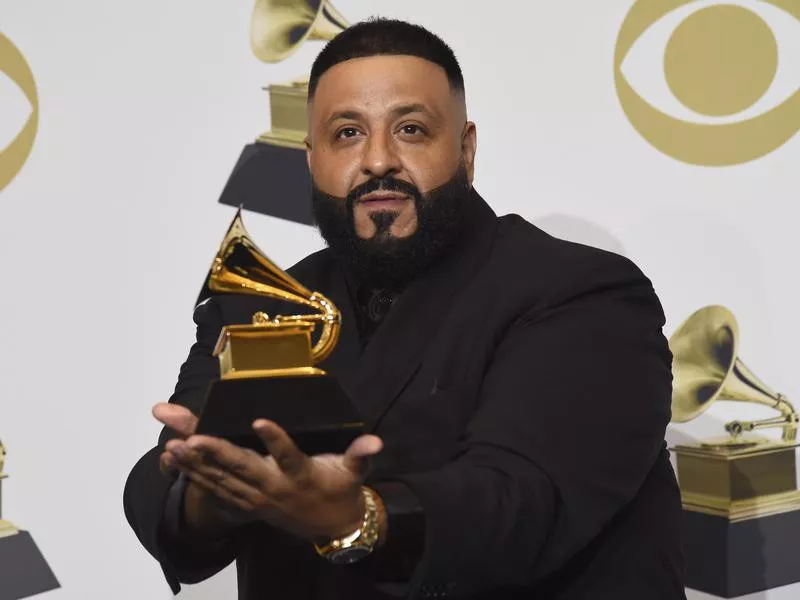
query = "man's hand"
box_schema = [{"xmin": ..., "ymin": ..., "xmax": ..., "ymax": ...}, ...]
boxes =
[
  {"xmin": 154, "ymin": 403, "xmax": 199, "ymax": 476},
  {"xmin": 156, "ymin": 404, "xmax": 384, "ymax": 542},
  {"xmin": 154, "ymin": 403, "xmax": 251, "ymax": 535}
]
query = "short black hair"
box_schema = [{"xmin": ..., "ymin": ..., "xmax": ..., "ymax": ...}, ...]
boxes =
[{"xmin": 308, "ymin": 18, "xmax": 464, "ymax": 100}]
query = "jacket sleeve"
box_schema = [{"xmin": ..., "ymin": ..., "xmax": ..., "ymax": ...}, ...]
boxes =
[
  {"xmin": 391, "ymin": 264, "xmax": 673, "ymax": 598},
  {"xmin": 122, "ymin": 298, "xmax": 250, "ymax": 593}
]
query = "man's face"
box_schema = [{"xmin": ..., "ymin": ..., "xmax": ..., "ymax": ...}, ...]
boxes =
[{"xmin": 306, "ymin": 55, "xmax": 476, "ymax": 241}]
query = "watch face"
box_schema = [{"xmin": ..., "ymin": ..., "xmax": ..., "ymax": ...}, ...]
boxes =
[{"xmin": 330, "ymin": 546, "xmax": 372, "ymax": 565}]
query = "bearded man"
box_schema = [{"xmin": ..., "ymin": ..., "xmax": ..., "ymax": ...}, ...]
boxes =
[{"xmin": 124, "ymin": 18, "xmax": 686, "ymax": 600}]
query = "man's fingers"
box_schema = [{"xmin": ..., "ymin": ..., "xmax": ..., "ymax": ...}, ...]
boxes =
[
  {"xmin": 159, "ymin": 451, "xmax": 181, "ymax": 477},
  {"xmin": 253, "ymin": 420, "xmax": 308, "ymax": 477},
  {"xmin": 160, "ymin": 452, "xmax": 174, "ymax": 477},
  {"xmin": 185, "ymin": 469, "xmax": 259, "ymax": 514},
  {"xmin": 342, "ymin": 434, "xmax": 383, "ymax": 476},
  {"xmin": 167, "ymin": 438, "xmax": 272, "ymax": 509},
  {"xmin": 186, "ymin": 435, "xmax": 267, "ymax": 487},
  {"xmin": 165, "ymin": 439, "xmax": 207, "ymax": 470},
  {"xmin": 184, "ymin": 460, "xmax": 266, "ymax": 508},
  {"xmin": 153, "ymin": 403, "xmax": 198, "ymax": 437}
]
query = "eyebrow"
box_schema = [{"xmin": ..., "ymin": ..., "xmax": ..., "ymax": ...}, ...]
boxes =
[
  {"xmin": 324, "ymin": 103, "xmax": 436, "ymax": 127},
  {"xmin": 326, "ymin": 110, "xmax": 362, "ymax": 126},
  {"xmin": 391, "ymin": 103, "xmax": 432, "ymax": 118}
]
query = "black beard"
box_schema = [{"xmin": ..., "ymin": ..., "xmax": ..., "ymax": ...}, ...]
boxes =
[{"xmin": 311, "ymin": 164, "xmax": 473, "ymax": 290}]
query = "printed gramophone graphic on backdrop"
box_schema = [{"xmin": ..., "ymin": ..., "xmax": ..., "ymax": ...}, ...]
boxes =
[
  {"xmin": 218, "ymin": 0, "xmax": 350, "ymax": 225},
  {"xmin": 0, "ymin": 439, "xmax": 59, "ymax": 599},
  {"xmin": 669, "ymin": 305, "xmax": 800, "ymax": 597}
]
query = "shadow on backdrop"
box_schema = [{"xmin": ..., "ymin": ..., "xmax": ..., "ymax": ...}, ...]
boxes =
[{"xmin": 532, "ymin": 214, "xmax": 627, "ymax": 257}]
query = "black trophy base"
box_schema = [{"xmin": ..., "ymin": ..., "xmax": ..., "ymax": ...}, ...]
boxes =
[
  {"xmin": 218, "ymin": 142, "xmax": 313, "ymax": 226},
  {"xmin": 0, "ymin": 530, "xmax": 59, "ymax": 599},
  {"xmin": 195, "ymin": 374, "xmax": 364, "ymax": 456},
  {"xmin": 683, "ymin": 507, "xmax": 800, "ymax": 597}
]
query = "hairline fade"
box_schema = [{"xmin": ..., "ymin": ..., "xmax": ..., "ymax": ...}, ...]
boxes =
[{"xmin": 308, "ymin": 17, "xmax": 465, "ymax": 102}]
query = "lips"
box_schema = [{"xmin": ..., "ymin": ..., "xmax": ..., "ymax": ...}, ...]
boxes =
[{"xmin": 357, "ymin": 192, "xmax": 409, "ymax": 204}]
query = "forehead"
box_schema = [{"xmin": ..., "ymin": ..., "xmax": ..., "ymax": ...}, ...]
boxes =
[{"xmin": 310, "ymin": 55, "xmax": 453, "ymax": 116}]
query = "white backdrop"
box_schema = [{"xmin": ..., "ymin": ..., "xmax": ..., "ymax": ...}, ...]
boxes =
[{"xmin": 1, "ymin": 1, "xmax": 798, "ymax": 598}]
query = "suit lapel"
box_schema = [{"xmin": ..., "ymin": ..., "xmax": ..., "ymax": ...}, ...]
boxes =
[
  {"xmin": 315, "ymin": 260, "xmax": 362, "ymax": 394},
  {"xmin": 350, "ymin": 192, "xmax": 498, "ymax": 430}
]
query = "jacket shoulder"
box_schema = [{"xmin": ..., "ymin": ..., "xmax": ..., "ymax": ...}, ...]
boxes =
[
  {"xmin": 491, "ymin": 215, "xmax": 656, "ymax": 308},
  {"xmin": 285, "ymin": 247, "xmax": 336, "ymax": 280}
]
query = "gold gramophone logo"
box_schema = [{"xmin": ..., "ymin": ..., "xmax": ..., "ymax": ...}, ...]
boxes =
[
  {"xmin": 615, "ymin": 0, "xmax": 800, "ymax": 166},
  {"xmin": 250, "ymin": 0, "xmax": 348, "ymax": 148},
  {"xmin": 0, "ymin": 32, "xmax": 38, "ymax": 192}
]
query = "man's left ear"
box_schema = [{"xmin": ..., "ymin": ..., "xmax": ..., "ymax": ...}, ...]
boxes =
[{"xmin": 461, "ymin": 122, "xmax": 477, "ymax": 184}]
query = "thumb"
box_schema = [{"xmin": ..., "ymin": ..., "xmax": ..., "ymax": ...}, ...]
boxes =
[
  {"xmin": 342, "ymin": 435, "xmax": 383, "ymax": 478},
  {"xmin": 153, "ymin": 402, "xmax": 198, "ymax": 438}
]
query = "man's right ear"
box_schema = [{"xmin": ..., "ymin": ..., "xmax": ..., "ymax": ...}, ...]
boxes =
[{"xmin": 305, "ymin": 136, "xmax": 312, "ymax": 170}]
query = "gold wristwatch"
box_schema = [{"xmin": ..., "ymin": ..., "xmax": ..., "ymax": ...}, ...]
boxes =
[{"xmin": 314, "ymin": 487, "xmax": 380, "ymax": 564}]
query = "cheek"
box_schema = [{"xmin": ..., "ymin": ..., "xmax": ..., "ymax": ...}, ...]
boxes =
[
  {"xmin": 401, "ymin": 142, "xmax": 461, "ymax": 192},
  {"xmin": 310, "ymin": 147, "xmax": 360, "ymax": 197}
]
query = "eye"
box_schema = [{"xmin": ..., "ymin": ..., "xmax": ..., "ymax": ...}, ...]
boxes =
[
  {"xmin": 336, "ymin": 127, "xmax": 361, "ymax": 140},
  {"xmin": 614, "ymin": 0, "xmax": 800, "ymax": 166},
  {"xmin": 0, "ymin": 32, "xmax": 39, "ymax": 192},
  {"xmin": 397, "ymin": 123, "xmax": 428, "ymax": 140}
]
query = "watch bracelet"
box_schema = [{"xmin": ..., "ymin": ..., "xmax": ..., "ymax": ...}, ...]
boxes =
[{"xmin": 314, "ymin": 487, "xmax": 380, "ymax": 559}]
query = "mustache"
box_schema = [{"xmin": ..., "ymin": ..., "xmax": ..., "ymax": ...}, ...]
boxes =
[{"xmin": 346, "ymin": 176, "xmax": 422, "ymax": 207}]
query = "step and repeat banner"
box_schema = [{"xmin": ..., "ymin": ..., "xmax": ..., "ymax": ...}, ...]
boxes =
[{"xmin": 1, "ymin": 1, "xmax": 798, "ymax": 598}]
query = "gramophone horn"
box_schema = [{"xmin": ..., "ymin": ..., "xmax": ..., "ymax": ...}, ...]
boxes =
[
  {"xmin": 251, "ymin": 0, "xmax": 349, "ymax": 63},
  {"xmin": 197, "ymin": 209, "xmax": 340, "ymax": 364},
  {"xmin": 669, "ymin": 305, "xmax": 797, "ymax": 441}
]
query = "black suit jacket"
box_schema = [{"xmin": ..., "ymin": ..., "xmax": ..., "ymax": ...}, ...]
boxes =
[{"xmin": 124, "ymin": 193, "xmax": 686, "ymax": 599}]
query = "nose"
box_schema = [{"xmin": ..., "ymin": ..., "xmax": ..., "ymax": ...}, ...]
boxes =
[{"xmin": 360, "ymin": 131, "xmax": 401, "ymax": 179}]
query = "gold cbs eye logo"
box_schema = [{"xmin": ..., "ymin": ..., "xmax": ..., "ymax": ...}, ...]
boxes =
[
  {"xmin": 0, "ymin": 33, "xmax": 38, "ymax": 192},
  {"xmin": 615, "ymin": 0, "xmax": 800, "ymax": 166}
]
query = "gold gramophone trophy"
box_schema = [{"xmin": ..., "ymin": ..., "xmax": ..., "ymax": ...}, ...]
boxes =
[
  {"xmin": 0, "ymin": 439, "xmax": 59, "ymax": 598},
  {"xmin": 217, "ymin": 0, "xmax": 349, "ymax": 224},
  {"xmin": 669, "ymin": 305, "xmax": 800, "ymax": 597},
  {"xmin": 193, "ymin": 210, "xmax": 363, "ymax": 454}
]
